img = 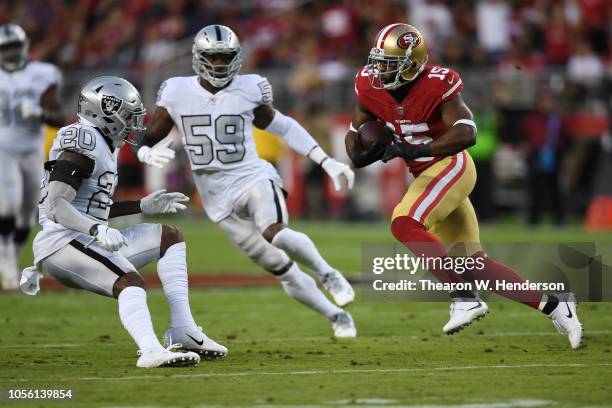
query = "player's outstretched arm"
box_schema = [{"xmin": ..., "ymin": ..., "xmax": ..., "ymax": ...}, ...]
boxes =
[
  {"xmin": 40, "ymin": 85, "xmax": 65, "ymax": 127},
  {"xmin": 381, "ymin": 93, "xmax": 476, "ymax": 162},
  {"xmin": 345, "ymin": 101, "xmax": 385, "ymax": 168},
  {"xmin": 254, "ymin": 103, "xmax": 354, "ymax": 191},
  {"xmin": 136, "ymin": 107, "xmax": 176, "ymax": 168},
  {"xmin": 109, "ymin": 190, "xmax": 190, "ymax": 218}
]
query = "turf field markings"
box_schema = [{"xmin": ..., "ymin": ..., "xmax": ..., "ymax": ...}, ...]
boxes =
[
  {"xmin": 8, "ymin": 362, "xmax": 612, "ymax": 382},
  {"xmin": 226, "ymin": 330, "xmax": 610, "ymax": 343},
  {"xmin": 99, "ymin": 402, "xmax": 554, "ymax": 408},
  {"xmin": 0, "ymin": 342, "xmax": 118, "ymax": 349},
  {"xmin": 327, "ymin": 399, "xmax": 553, "ymax": 408},
  {"xmin": 328, "ymin": 398, "xmax": 397, "ymax": 405},
  {"xmin": 0, "ymin": 330, "xmax": 608, "ymax": 349}
]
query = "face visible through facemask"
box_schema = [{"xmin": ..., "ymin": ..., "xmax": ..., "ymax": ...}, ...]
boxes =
[{"xmin": 0, "ymin": 42, "xmax": 25, "ymax": 70}]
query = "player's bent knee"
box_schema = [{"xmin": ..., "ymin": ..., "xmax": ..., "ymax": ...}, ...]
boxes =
[
  {"xmin": 239, "ymin": 234, "xmax": 290, "ymax": 272},
  {"xmin": 262, "ymin": 223, "xmax": 285, "ymax": 243},
  {"xmin": 258, "ymin": 248, "xmax": 290, "ymax": 273},
  {"xmin": 112, "ymin": 272, "xmax": 146, "ymax": 298},
  {"xmin": 160, "ymin": 224, "xmax": 184, "ymax": 257}
]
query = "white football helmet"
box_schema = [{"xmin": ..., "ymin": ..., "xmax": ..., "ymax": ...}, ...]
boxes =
[
  {"xmin": 0, "ymin": 23, "xmax": 29, "ymax": 72},
  {"xmin": 77, "ymin": 76, "xmax": 146, "ymax": 148},
  {"xmin": 192, "ymin": 25, "xmax": 242, "ymax": 88}
]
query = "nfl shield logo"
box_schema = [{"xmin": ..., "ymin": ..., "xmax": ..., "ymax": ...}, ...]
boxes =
[
  {"xmin": 101, "ymin": 95, "xmax": 122, "ymax": 116},
  {"xmin": 396, "ymin": 106, "xmax": 404, "ymax": 116}
]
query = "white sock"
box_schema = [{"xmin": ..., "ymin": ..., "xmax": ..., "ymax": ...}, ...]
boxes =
[
  {"xmin": 118, "ymin": 286, "xmax": 164, "ymax": 353},
  {"xmin": 157, "ymin": 242, "xmax": 197, "ymax": 330},
  {"xmin": 277, "ymin": 263, "xmax": 342, "ymax": 320},
  {"xmin": 271, "ymin": 228, "xmax": 333, "ymax": 279}
]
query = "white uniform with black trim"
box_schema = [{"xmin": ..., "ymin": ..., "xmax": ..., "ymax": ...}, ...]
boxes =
[
  {"xmin": 32, "ymin": 123, "xmax": 162, "ymax": 296},
  {"xmin": 156, "ymin": 74, "xmax": 282, "ymax": 224},
  {"xmin": 157, "ymin": 74, "xmax": 291, "ymax": 273},
  {"xmin": 0, "ymin": 61, "xmax": 61, "ymax": 223}
]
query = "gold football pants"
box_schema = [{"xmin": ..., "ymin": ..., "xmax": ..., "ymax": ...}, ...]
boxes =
[{"xmin": 392, "ymin": 151, "xmax": 480, "ymax": 254}]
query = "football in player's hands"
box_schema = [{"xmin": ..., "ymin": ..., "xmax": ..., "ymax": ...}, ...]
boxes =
[{"xmin": 357, "ymin": 121, "xmax": 393, "ymax": 150}]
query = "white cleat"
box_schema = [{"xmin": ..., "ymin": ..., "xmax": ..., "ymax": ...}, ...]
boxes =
[
  {"xmin": 332, "ymin": 311, "xmax": 356, "ymax": 338},
  {"xmin": 136, "ymin": 344, "xmax": 200, "ymax": 368},
  {"xmin": 321, "ymin": 270, "xmax": 355, "ymax": 307},
  {"xmin": 443, "ymin": 298, "xmax": 489, "ymax": 335},
  {"xmin": 163, "ymin": 326, "xmax": 228, "ymax": 358},
  {"xmin": 548, "ymin": 293, "xmax": 582, "ymax": 349}
]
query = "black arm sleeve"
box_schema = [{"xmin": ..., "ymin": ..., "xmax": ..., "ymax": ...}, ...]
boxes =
[{"xmin": 48, "ymin": 154, "xmax": 95, "ymax": 190}]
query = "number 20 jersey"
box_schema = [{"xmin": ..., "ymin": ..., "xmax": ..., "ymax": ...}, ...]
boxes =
[
  {"xmin": 33, "ymin": 123, "xmax": 118, "ymax": 264},
  {"xmin": 355, "ymin": 64, "xmax": 464, "ymax": 176},
  {"xmin": 157, "ymin": 74, "xmax": 281, "ymax": 222},
  {"xmin": 0, "ymin": 61, "xmax": 61, "ymax": 154}
]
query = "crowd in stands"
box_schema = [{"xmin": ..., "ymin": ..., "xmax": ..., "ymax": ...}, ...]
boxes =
[{"xmin": 1, "ymin": 0, "xmax": 609, "ymax": 78}]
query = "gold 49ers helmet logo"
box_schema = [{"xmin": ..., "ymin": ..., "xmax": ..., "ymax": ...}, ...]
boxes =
[
  {"xmin": 397, "ymin": 32, "xmax": 421, "ymax": 49},
  {"xmin": 101, "ymin": 95, "xmax": 122, "ymax": 116}
]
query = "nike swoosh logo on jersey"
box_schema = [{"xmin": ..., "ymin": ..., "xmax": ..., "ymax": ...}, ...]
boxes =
[
  {"xmin": 447, "ymin": 76, "xmax": 455, "ymax": 85},
  {"xmin": 186, "ymin": 333, "xmax": 204, "ymax": 346},
  {"xmin": 565, "ymin": 303, "xmax": 573, "ymax": 318}
]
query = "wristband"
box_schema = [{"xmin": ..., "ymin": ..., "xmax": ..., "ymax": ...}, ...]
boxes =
[
  {"xmin": 307, "ymin": 146, "xmax": 328, "ymax": 165},
  {"xmin": 453, "ymin": 119, "xmax": 477, "ymax": 131}
]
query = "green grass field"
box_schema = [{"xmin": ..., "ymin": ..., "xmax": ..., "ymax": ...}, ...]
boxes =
[{"xmin": 2, "ymin": 218, "xmax": 612, "ymax": 407}]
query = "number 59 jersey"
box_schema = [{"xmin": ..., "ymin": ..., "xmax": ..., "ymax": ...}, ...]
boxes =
[
  {"xmin": 157, "ymin": 74, "xmax": 281, "ymax": 222},
  {"xmin": 33, "ymin": 123, "xmax": 118, "ymax": 264}
]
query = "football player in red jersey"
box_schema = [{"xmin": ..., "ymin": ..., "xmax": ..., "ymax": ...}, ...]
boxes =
[{"xmin": 345, "ymin": 23, "xmax": 582, "ymax": 349}]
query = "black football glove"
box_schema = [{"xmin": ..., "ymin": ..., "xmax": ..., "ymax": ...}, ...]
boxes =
[{"xmin": 381, "ymin": 143, "xmax": 431, "ymax": 163}]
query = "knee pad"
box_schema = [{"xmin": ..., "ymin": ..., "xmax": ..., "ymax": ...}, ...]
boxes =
[
  {"xmin": 236, "ymin": 232, "xmax": 291, "ymax": 273},
  {"xmin": 253, "ymin": 243, "xmax": 292, "ymax": 274}
]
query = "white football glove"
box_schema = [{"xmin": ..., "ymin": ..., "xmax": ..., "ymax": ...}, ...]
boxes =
[
  {"xmin": 137, "ymin": 140, "xmax": 175, "ymax": 169},
  {"xmin": 20, "ymin": 100, "xmax": 43, "ymax": 119},
  {"xmin": 322, "ymin": 158, "xmax": 355, "ymax": 191},
  {"xmin": 140, "ymin": 189, "xmax": 189, "ymax": 215},
  {"xmin": 93, "ymin": 225, "xmax": 128, "ymax": 252}
]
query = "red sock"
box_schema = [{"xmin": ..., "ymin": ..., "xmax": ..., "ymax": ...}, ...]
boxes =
[
  {"xmin": 390, "ymin": 216, "xmax": 463, "ymax": 284},
  {"xmin": 463, "ymin": 251, "xmax": 543, "ymax": 309}
]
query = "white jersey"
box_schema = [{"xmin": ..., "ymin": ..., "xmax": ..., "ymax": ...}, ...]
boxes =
[
  {"xmin": 33, "ymin": 123, "xmax": 119, "ymax": 264},
  {"xmin": 157, "ymin": 74, "xmax": 280, "ymax": 222},
  {"xmin": 0, "ymin": 61, "xmax": 62, "ymax": 154}
]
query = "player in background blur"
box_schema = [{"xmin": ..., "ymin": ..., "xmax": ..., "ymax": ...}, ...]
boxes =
[
  {"xmin": 137, "ymin": 25, "xmax": 357, "ymax": 338},
  {"xmin": 345, "ymin": 23, "xmax": 582, "ymax": 349},
  {"xmin": 0, "ymin": 24, "xmax": 64, "ymax": 290}
]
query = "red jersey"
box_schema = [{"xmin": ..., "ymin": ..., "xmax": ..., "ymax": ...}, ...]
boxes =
[{"xmin": 355, "ymin": 64, "xmax": 464, "ymax": 175}]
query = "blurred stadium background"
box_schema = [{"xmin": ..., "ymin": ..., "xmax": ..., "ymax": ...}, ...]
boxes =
[{"xmin": 2, "ymin": 0, "xmax": 611, "ymax": 229}]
